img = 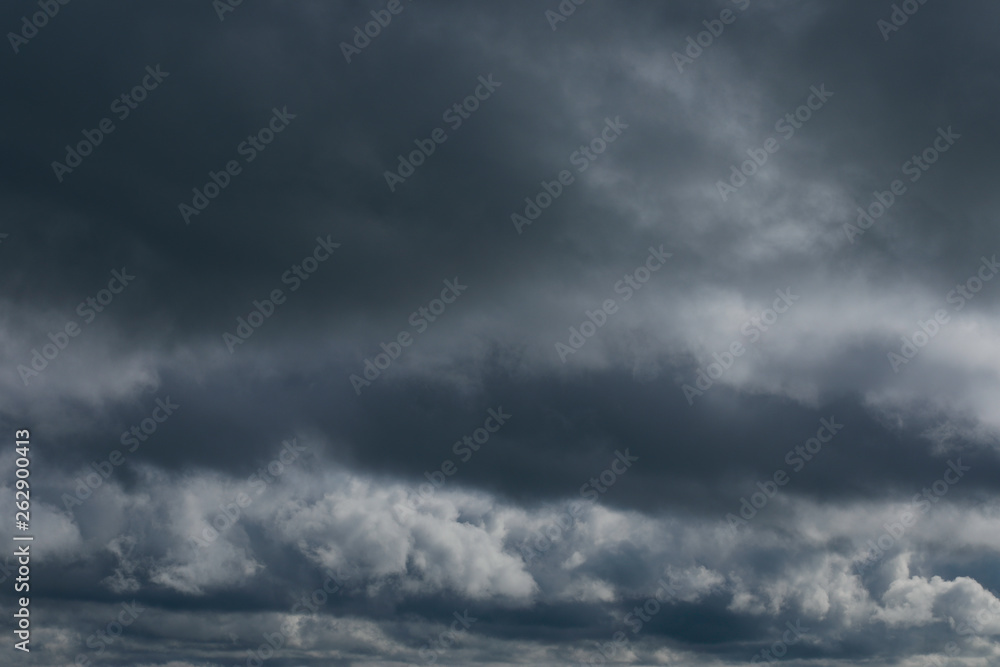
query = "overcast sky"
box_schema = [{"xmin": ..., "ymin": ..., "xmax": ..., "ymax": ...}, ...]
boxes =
[{"xmin": 2, "ymin": 0, "xmax": 1000, "ymax": 665}]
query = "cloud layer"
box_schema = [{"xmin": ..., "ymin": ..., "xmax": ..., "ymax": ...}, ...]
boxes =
[{"xmin": 1, "ymin": 0, "xmax": 999, "ymax": 665}]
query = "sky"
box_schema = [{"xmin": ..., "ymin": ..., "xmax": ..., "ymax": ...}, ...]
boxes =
[{"xmin": 1, "ymin": 0, "xmax": 1000, "ymax": 665}]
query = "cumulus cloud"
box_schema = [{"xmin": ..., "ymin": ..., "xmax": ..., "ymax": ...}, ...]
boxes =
[{"xmin": 2, "ymin": 0, "xmax": 999, "ymax": 664}]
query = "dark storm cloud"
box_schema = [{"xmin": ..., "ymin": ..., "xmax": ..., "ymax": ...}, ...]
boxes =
[{"xmin": 2, "ymin": 0, "xmax": 1000, "ymax": 665}]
